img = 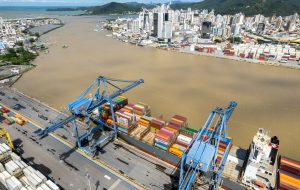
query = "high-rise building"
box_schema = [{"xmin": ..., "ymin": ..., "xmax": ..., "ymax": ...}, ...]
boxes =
[
  {"xmin": 153, "ymin": 13, "xmax": 158, "ymax": 36},
  {"xmin": 275, "ymin": 16, "xmax": 283, "ymax": 30},
  {"xmin": 201, "ymin": 21, "xmax": 212, "ymax": 38},
  {"xmin": 256, "ymin": 23, "xmax": 265, "ymax": 34},
  {"xmin": 153, "ymin": 4, "xmax": 173, "ymax": 40},
  {"xmin": 143, "ymin": 12, "xmax": 150, "ymax": 32},
  {"xmin": 286, "ymin": 20, "xmax": 296, "ymax": 32},
  {"xmin": 231, "ymin": 24, "xmax": 241, "ymax": 36}
]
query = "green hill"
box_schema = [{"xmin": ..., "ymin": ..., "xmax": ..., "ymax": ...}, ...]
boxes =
[
  {"xmin": 171, "ymin": 0, "xmax": 300, "ymax": 16},
  {"xmin": 86, "ymin": 2, "xmax": 154, "ymax": 15}
]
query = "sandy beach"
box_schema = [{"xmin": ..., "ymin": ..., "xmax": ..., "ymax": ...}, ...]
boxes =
[{"xmin": 13, "ymin": 16, "xmax": 300, "ymax": 160}]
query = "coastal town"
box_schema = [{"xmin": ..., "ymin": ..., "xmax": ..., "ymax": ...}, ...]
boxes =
[
  {"xmin": 0, "ymin": 17, "xmax": 63, "ymax": 86},
  {"xmin": 102, "ymin": 4, "xmax": 300, "ymax": 68},
  {"xmin": 0, "ymin": 2, "xmax": 299, "ymax": 189}
]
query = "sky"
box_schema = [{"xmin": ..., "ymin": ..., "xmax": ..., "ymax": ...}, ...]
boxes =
[{"xmin": 0, "ymin": 0, "xmax": 200, "ymax": 6}]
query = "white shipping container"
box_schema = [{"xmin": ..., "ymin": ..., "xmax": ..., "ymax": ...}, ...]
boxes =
[
  {"xmin": 27, "ymin": 166, "xmax": 35, "ymax": 174},
  {"xmin": 3, "ymin": 171, "xmax": 11, "ymax": 178},
  {"xmin": 31, "ymin": 173, "xmax": 42, "ymax": 185},
  {"xmin": 6, "ymin": 177, "xmax": 19, "ymax": 190},
  {"xmin": 23, "ymin": 168, "xmax": 31, "ymax": 177},
  {"xmin": 35, "ymin": 171, "xmax": 46, "ymax": 182},
  {"xmin": 20, "ymin": 161, "xmax": 28, "ymax": 168},
  {"xmin": 4, "ymin": 162, "xmax": 14, "ymax": 175},
  {"xmin": 0, "ymin": 163, "xmax": 5, "ymax": 172},
  {"xmin": 46, "ymin": 180, "xmax": 60, "ymax": 190},
  {"xmin": 27, "ymin": 175, "xmax": 39, "ymax": 188},
  {"xmin": 41, "ymin": 183, "xmax": 52, "ymax": 190},
  {"xmin": 0, "ymin": 146, "xmax": 7, "ymax": 155},
  {"xmin": 5, "ymin": 161, "xmax": 20, "ymax": 175},
  {"xmin": 10, "ymin": 152, "xmax": 21, "ymax": 161},
  {"xmin": 10, "ymin": 176, "xmax": 22, "ymax": 189},
  {"xmin": 15, "ymin": 160, "xmax": 25, "ymax": 170},
  {"xmin": 20, "ymin": 176, "xmax": 30, "ymax": 187},
  {"xmin": 1, "ymin": 143, "xmax": 11, "ymax": 152},
  {"xmin": 177, "ymin": 134, "xmax": 192, "ymax": 144},
  {"xmin": 0, "ymin": 173, "xmax": 8, "ymax": 187}
]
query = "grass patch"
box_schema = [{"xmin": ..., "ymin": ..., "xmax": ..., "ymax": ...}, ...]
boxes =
[{"xmin": 0, "ymin": 48, "xmax": 37, "ymax": 65}]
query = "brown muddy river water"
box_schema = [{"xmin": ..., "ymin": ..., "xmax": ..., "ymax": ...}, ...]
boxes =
[{"xmin": 14, "ymin": 16, "xmax": 300, "ymax": 160}]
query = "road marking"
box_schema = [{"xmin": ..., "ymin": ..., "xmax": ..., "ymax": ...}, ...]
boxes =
[
  {"xmin": 108, "ymin": 179, "xmax": 121, "ymax": 190},
  {"xmin": 104, "ymin": 175, "xmax": 111, "ymax": 180},
  {"xmin": 0, "ymin": 102, "xmax": 147, "ymax": 190}
]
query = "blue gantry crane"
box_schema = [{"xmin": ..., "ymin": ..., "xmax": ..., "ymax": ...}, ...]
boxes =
[
  {"xmin": 37, "ymin": 76, "xmax": 144, "ymax": 155},
  {"xmin": 178, "ymin": 101, "xmax": 237, "ymax": 190}
]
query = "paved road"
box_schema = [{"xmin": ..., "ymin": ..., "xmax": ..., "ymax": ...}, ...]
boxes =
[{"xmin": 0, "ymin": 87, "xmax": 176, "ymax": 190}]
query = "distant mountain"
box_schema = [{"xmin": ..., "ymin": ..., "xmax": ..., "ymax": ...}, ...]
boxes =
[
  {"xmin": 86, "ymin": 2, "xmax": 154, "ymax": 15},
  {"xmin": 47, "ymin": 0, "xmax": 300, "ymax": 16},
  {"xmin": 171, "ymin": 0, "xmax": 300, "ymax": 16}
]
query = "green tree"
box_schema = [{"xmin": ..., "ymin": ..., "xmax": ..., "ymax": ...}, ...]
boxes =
[
  {"xmin": 228, "ymin": 37, "xmax": 243, "ymax": 44},
  {"xmin": 29, "ymin": 38, "xmax": 35, "ymax": 43},
  {"xmin": 16, "ymin": 41, "xmax": 24, "ymax": 46},
  {"xmin": 214, "ymin": 39, "xmax": 222, "ymax": 43}
]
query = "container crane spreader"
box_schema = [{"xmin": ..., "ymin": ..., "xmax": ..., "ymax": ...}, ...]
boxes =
[
  {"xmin": 179, "ymin": 101, "xmax": 237, "ymax": 190},
  {"xmin": 37, "ymin": 76, "xmax": 144, "ymax": 156}
]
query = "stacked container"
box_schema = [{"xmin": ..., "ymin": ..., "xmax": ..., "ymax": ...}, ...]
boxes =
[
  {"xmin": 155, "ymin": 128, "xmax": 175, "ymax": 151},
  {"xmin": 0, "ymin": 143, "xmax": 11, "ymax": 162},
  {"xmin": 149, "ymin": 119, "xmax": 165, "ymax": 134},
  {"xmin": 0, "ymin": 143, "xmax": 60, "ymax": 190},
  {"xmin": 216, "ymin": 141, "xmax": 228, "ymax": 166},
  {"xmin": 130, "ymin": 116, "xmax": 152, "ymax": 140},
  {"xmin": 138, "ymin": 116, "xmax": 152, "ymax": 138},
  {"xmin": 169, "ymin": 127, "xmax": 196, "ymax": 157},
  {"xmin": 278, "ymin": 156, "xmax": 300, "ymax": 190},
  {"xmin": 133, "ymin": 102, "xmax": 151, "ymax": 118},
  {"xmin": 112, "ymin": 96, "xmax": 128, "ymax": 110},
  {"xmin": 115, "ymin": 109, "xmax": 136, "ymax": 134}
]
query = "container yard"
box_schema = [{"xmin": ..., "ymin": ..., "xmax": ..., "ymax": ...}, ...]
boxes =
[
  {"xmin": 0, "ymin": 142, "xmax": 60, "ymax": 190},
  {"xmin": 0, "ymin": 77, "xmax": 300, "ymax": 190},
  {"xmin": 223, "ymin": 44, "xmax": 300, "ymax": 62}
]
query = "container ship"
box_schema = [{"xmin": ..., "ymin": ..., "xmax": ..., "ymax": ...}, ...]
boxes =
[
  {"xmin": 93, "ymin": 96, "xmax": 198, "ymax": 166},
  {"xmin": 92, "ymin": 95, "xmax": 226, "ymax": 167},
  {"xmin": 91, "ymin": 96, "xmax": 249, "ymax": 189}
]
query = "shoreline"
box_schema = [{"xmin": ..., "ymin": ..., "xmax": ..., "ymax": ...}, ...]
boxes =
[
  {"xmin": 0, "ymin": 21, "xmax": 64, "ymax": 87},
  {"xmin": 178, "ymin": 49, "xmax": 300, "ymax": 70},
  {"xmin": 107, "ymin": 32, "xmax": 300, "ymax": 70}
]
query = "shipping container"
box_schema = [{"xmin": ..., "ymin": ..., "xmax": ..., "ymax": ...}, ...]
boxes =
[{"xmin": 280, "ymin": 156, "xmax": 300, "ymax": 176}]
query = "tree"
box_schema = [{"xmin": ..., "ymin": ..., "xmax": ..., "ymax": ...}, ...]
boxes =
[
  {"xmin": 228, "ymin": 37, "xmax": 243, "ymax": 44},
  {"xmin": 29, "ymin": 38, "xmax": 35, "ymax": 43},
  {"xmin": 214, "ymin": 39, "xmax": 222, "ymax": 43},
  {"xmin": 34, "ymin": 32, "xmax": 40, "ymax": 38},
  {"xmin": 16, "ymin": 41, "xmax": 24, "ymax": 46}
]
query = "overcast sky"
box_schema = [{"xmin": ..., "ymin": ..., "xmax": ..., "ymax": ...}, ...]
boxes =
[{"xmin": 0, "ymin": 0, "xmax": 200, "ymax": 6}]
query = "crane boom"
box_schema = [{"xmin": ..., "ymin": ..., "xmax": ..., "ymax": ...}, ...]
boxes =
[
  {"xmin": 179, "ymin": 101, "xmax": 237, "ymax": 190},
  {"xmin": 37, "ymin": 76, "xmax": 143, "ymax": 156}
]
